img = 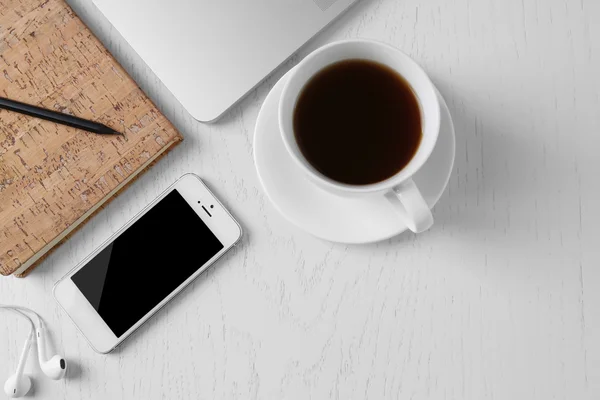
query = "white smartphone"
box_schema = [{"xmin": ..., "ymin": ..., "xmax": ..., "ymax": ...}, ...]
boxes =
[{"xmin": 53, "ymin": 174, "xmax": 242, "ymax": 353}]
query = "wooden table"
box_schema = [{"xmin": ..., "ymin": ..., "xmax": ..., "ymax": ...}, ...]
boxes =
[{"xmin": 1, "ymin": 0, "xmax": 598, "ymax": 398}]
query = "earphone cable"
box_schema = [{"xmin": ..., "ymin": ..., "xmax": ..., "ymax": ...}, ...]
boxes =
[
  {"xmin": 0, "ymin": 306, "xmax": 36, "ymax": 356},
  {"xmin": 0, "ymin": 305, "xmax": 43, "ymax": 328}
]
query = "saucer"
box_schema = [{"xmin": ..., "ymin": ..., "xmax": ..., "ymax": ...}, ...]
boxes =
[{"xmin": 253, "ymin": 71, "xmax": 455, "ymax": 244}]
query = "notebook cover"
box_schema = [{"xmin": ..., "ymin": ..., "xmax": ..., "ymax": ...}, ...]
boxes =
[{"xmin": 0, "ymin": 0, "xmax": 184, "ymax": 276}]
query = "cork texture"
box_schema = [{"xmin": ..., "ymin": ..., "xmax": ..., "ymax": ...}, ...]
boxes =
[{"xmin": 0, "ymin": 0, "xmax": 183, "ymax": 276}]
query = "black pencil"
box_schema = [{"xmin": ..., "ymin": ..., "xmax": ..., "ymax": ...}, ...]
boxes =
[{"xmin": 0, "ymin": 96, "xmax": 121, "ymax": 135}]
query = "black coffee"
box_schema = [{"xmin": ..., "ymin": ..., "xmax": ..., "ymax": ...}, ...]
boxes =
[{"xmin": 293, "ymin": 59, "xmax": 422, "ymax": 185}]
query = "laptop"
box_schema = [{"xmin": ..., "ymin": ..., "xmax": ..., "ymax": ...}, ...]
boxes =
[{"xmin": 91, "ymin": 0, "xmax": 359, "ymax": 122}]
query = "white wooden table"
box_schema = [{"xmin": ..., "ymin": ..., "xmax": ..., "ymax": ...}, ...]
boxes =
[{"xmin": 2, "ymin": 0, "xmax": 599, "ymax": 398}]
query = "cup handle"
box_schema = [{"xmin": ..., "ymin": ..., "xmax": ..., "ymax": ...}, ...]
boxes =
[{"xmin": 389, "ymin": 178, "xmax": 433, "ymax": 233}]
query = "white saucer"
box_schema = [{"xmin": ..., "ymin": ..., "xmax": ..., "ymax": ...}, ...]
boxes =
[{"xmin": 253, "ymin": 71, "xmax": 455, "ymax": 244}]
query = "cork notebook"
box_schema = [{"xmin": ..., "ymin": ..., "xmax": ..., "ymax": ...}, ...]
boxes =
[{"xmin": 0, "ymin": 0, "xmax": 183, "ymax": 277}]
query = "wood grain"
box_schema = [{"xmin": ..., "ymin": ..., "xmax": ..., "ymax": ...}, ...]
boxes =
[
  {"xmin": 1, "ymin": 0, "xmax": 599, "ymax": 398},
  {"xmin": 0, "ymin": 0, "xmax": 183, "ymax": 276}
]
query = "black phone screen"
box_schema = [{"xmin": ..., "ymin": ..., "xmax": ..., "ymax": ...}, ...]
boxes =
[{"xmin": 71, "ymin": 189, "xmax": 224, "ymax": 337}]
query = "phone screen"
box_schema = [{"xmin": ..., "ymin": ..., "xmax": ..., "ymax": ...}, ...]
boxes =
[{"xmin": 71, "ymin": 189, "xmax": 224, "ymax": 337}]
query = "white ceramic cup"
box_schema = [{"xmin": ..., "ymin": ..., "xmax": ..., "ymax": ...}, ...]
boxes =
[{"xmin": 279, "ymin": 39, "xmax": 441, "ymax": 233}]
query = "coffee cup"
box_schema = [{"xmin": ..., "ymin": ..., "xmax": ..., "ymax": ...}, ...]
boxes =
[{"xmin": 279, "ymin": 39, "xmax": 441, "ymax": 233}]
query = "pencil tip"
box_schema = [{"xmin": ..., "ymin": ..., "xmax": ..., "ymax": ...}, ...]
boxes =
[{"xmin": 104, "ymin": 127, "xmax": 121, "ymax": 135}]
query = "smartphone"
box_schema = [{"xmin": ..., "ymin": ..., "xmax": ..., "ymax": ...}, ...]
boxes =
[{"xmin": 53, "ymin": 174, "xmax": 242, "ymax": 353}]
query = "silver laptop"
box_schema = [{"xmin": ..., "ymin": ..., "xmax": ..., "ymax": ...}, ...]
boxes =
[{"xmin": 91, "ymin": 0, "xmax": 358, "ymax": 122}]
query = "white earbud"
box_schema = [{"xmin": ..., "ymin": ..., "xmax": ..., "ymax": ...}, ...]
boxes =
[
  {"xmin": 4, "ymin": 332, "xmax": 33, "ymax": 398},
  {"xmin": 36, "ymin": 324, "xmax": 67, "ymax": 380}
]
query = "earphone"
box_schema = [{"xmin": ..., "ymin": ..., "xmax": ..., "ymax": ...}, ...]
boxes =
[
  {"xmin": 1, "ymin": 305, "xmax": 67, "ymax": 398},
  {"xmin": 3, "ymin": 310, "xmax": 34, "ymax": 399},
  {"xmin": 35, "ymin": 322, "xmax": 67, "ymax": 380}
]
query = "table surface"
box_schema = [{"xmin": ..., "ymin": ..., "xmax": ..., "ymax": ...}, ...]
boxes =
[{"xmin": 1, "ymin": 0, "xmax": 599, "ymax": 399}]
